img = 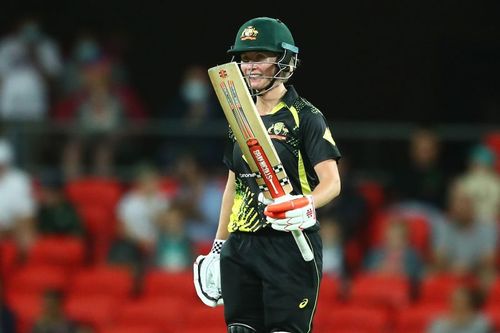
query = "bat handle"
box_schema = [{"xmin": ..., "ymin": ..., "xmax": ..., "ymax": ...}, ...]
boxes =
[{"xmin": 291, "ymin": 230, "xmax": 314, "ymax": 262}]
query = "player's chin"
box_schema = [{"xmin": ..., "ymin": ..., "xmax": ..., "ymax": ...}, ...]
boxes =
[{"xmin": 249, "ymin": 79, "xmax": 269, "ymax": 91}]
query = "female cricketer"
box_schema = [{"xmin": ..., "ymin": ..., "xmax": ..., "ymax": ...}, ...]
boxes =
[{"xmin": 194, "ymin": 17, "xmax": 342, "ymax": 333}]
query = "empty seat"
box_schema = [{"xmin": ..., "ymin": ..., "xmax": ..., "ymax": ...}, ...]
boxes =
[
  {"xmin": 27, "ymin": 236, "xmax": 85, "ymax": 271},
  {"xmin": 419, "ymin": 274, "xmax": 463, "ymax": 305},
  {"xmin": 69, "ymin": 266, "xmax": 134, "ymax": 299},
  {"xmin": 324, "ymin": 305, "xmax": 389, "ymax": 333},
  {"xmin": 6, "ymin": 265, "xmax": 67, "ymax": 296},
  {"xmin": 66, "ymin": 177, "xmax": 122, "ymax": 209},
  {"xmin": 184, "ymin": 305, "xmax": 226, "ymax": 331},
  {"xmin": 142, "ymin": 269, "xmax": 195, "ymax": 300},
  {"xmin": 101, "ymin": 324, "xmax": 160, "ymax": 333},
  {"xmin": 65, "ymin": 294, "xmax": 118, "ymax": 329},
  {"xmin": 394, "ymin": 303, "xmax": 446, "ymax": 333},
  {"xmin": 113, "ymin": 297, "xmax": 186, "ymax": 332},
  {"xmin": 349, "ymin": 273, "xmax": 410, "ymax": 310}
]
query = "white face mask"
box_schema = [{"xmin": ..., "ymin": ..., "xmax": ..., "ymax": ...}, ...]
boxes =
[{"xmin": 181, "ymin": 79, "xmax": 209, "ymax": 103}]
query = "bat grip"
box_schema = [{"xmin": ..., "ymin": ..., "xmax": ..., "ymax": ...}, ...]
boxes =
[{"xmin": 292, "ymin": 230, "xmax": 314, "ymax": 262}]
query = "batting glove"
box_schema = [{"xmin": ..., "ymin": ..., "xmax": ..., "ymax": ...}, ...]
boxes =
[
  {"xmin": 193, "ymin": 239, "xmax": 225, "ymax": 307},
  {"xmin": 264, "ymin": 194, "xmax": 316, "ymax": 232}
]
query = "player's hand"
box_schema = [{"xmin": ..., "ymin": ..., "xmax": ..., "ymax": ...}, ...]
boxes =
[
  {"xmin": 193, "ymin": 240, "xmax": 225, "ymax": 307},
  {"xmin": 264, "ymin": 194, "xmax": 316, "ymax": 232}
]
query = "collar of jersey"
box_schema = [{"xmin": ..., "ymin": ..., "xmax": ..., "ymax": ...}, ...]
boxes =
[{"xmin": 268, "ymin": 85, "xmax": 299, "ymax": 115}]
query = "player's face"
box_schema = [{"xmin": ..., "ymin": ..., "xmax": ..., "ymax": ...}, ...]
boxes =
[{"xmin": 239, "ymin": 52, "xmax": 278, "ymax": 90}]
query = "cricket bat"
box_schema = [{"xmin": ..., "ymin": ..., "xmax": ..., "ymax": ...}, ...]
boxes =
[{"xmin": 208, "ymin": 62, "xmax": 314, "ymax": 262}]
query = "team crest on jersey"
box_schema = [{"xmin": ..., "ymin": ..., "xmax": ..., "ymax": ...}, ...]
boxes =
[
  {"xmin": 268, "ymin": 122, "xmax": 289, "ymax": 140},
  {"xmin": 241, "ymin": 26, "xmax": 259, "ymax": 40}
]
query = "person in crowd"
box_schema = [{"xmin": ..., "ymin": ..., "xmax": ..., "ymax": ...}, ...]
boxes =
[
  {"xmin": 432, "ymin": 181, "xmax": 497, "ymax": 284},
  {"xmin": 172, "ymin": 154, "xmax": 223, "ymax": 243},
  {"xmin": 53, "ymin": 49, "xmax": 146, "ymax": 179},
  {"xmin": 0, "ymin": 16, "xmax": 63, "ymax": 168},
  {"xmin": 116, "ymin": 164, "xmax": 169, "ymax": 252},
  {"xmin": 320, "ymin": 216, "xmax": 345, "ymax": 278},
  {"xmin": 0, "ymin": 139, "xmax": 36, "ymax": 253},
  {"xmin": 31, "ymin": 289, "xmax": 74, "ymax": 333},
  {"xmin": 36, "ymin": 171, "xmax": 84, "ymax": 236},
  {"xmin": 391, "ymin": 126, "xmax": 447, "ymax": 209},
  {"xmin": 0, "ymin": 16, "xmax": 62, "ymax": 121},
  {"xmin": 364, "ymin": 215, "xmax": 424, "ymax": 281},
  {"xmin": 456, "ymin": 144, "xmax": 500, "ymax": 224},
  {"xmin": 155, "ymin": 205, "xmax": 193, "ymax": 271},
  {"xmin": 428, "ymin": 285, "xmax": 492, "ymax": 333}
]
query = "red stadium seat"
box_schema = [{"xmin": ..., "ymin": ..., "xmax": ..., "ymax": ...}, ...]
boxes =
[
  {"xmin": 184, "ymin": 305, "xmax": 226, "ymax": 331},
  {"xmin": 69, "ymin": 266, "xmax": 134, "ymax": 299},
  {"xmin": 349, "ymin": 273, "xmax": 410, "ymax": 310},
  {"xmin": 27, "ymin": 236, "xmax": 85, "ymax": 271},
  {"xmin": 65, "ymin": 177, "xmax": 122, "ymax": 208},
  {"xmin": 6, "ymin": 265, "xmax": 67, "ymax": 296},
  {"xmin": 394, "ymin": 303, "xmax": 446, "ymax": 333},
  {"xmin": 319, "ymin": 274, "xmax": 341, "ymax": 303},
  {"xmin": 113, "ymin": 297, "xmax": 186, "ymax": 332},
  {"xmin": 485, "ymin": 305, "xmax": 500, "ymax": 331},
  {"xmin": 65, "ymin": 294, "xmax": 118, "ymax": 329},
  {"xmin": 484, "ymin": 131, "xmax": 500, "ymax": 173},
  {"xmin": 101, "ymin": 324, "xmax": 161, "ymax": 333},
  {"xmin": 142, "ymin": 269, "xmax": 195, "ymax": 301},
  {"xmin": 8, "ymin": 293, "xmax": 42, "ymax": 333},
  {"xmin": 486, "ymin": 278, "xmax": 500, "ymax": 305},
  {"xmin": 357, "ymin": 180, "xmax": 385, "ymax": 214},
  {"xmin": 0, "ymin": 240, "xmax": 19, "ymax": 279},
  {"xmin": 323, "ymin": 305, "xmax": 389, "ymax": 332},
  {"xmin": 419, "ymin": 274, "xmax": 463, "ymax": 305},
  {"xmin": 77, "ymin": 204, "xmax": 116, "ymax": 262}
]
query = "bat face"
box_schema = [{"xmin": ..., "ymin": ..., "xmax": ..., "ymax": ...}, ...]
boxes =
[{"xmin": 208, "ymin": 62, "xmax": 293, "ymax": 199}]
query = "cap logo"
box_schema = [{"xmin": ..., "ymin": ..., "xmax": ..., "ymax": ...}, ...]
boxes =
[{"xmin": 241, "ymin": 26, "xmax": 259, "ymax": 40}]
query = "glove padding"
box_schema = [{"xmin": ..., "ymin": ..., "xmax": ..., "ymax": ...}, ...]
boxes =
[
  {"xmin": 193, "ymin": 240, "xmax": 225, "ymax": 307},
  {"xmin": 262, "ymin": 194, "xmax": 316, "ymax": 232}
]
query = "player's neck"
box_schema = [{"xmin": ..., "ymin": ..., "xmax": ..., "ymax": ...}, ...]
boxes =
[{"xmin": 256, "ymin": 84, "xmax": 287, "ymax": 115}]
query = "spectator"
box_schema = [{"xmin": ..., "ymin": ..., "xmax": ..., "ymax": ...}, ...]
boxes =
[
  {"xmin": 116, "ymin": 164, "xmax": 169, "ymax": 252},
  {"xmin": 364, "ymin": 215, "xmax": 423, "ymax": 281},
  {"xmin": 58, "ymin": 34, "xmax": 127, "ymax": 97},
  {"xmin": 391, "ymin": 126, "xmax": 447, "ymax": 209},
  {"xmin": 428, "ymin": 285, "xmax": 492, "ymax": 333},
  {"xmin": 319, "ymin": 157, "xmax": 369, "ymax": 242},
  {"xmin": 0, "ymin": 139, "xmax": 36, "ymax": 253},
  {"xmin": 164, "ymin": 64, "xmax": 222, "ymax": 125},
  {"xmin": 159, "ymin": 65, "xmax": 224, "ymax": 168},
  {"xmin": 155, "ymin": 205, "xmax": 193, "ymax": 271},
  {"xmin": 172, "ymin": 154, "xmax": 223, "ymax": 242},
  {"xmin": 0, "ymin": 279, "xmax": 16, "ymax": 333},
  {"xmin": 456, "ymin": 144, "xmax": 500, "ymax": 224},
  {"xmin": 53, "ymin": 50, "xmax": 146, "ymax": 179},
  {"xmin": 0, "ymin": 16, "xmax": 63, "ymax": 168},
  {"xmin": 36, "ymin": 171, "xmax": 84, "ymax": 236},
  {"xmin": 432, "ymin": 181, "xmax": 497, "ymax": 280},
  {"xmin": 31, "ymin": 289, "xmax": 74, "ymax": 333},
  {"xmin": 320, "ymin": 217, "xmax": 345, "ymax": 278},
  {"xmin": 0, "ymin": 16, "xmax": 62, "ymax": 121}
]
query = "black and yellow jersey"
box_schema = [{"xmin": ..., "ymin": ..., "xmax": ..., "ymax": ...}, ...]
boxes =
[{"xmin": 223, "ymin": 86, "xmax": 341, "ymax": 233}]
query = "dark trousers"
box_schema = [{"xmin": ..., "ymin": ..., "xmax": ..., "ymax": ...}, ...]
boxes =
[{"xmin": 221, "ymin": 228, "xmax": 323, "ymax": 333}]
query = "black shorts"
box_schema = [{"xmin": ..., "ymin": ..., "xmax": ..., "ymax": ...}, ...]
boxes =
[{"xmin": 220, "ymin": 228, "xmax": 323, "ymax": 333}]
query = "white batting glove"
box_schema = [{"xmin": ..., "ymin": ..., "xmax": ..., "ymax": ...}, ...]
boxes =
[
  {"xmin": 193, "ymin": 239, "xmax": 225, "ymax": 307},
  {"xmin": 264, "ymin": 194, "xmax": 316, "ymax": 232}
]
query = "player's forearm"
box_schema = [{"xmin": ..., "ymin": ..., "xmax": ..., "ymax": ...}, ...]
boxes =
[
  {"xmin": 312, "ymin": 160, "xmax": 341, "ymax": 208},
  {"xmin": 215, "ymin": 171, "xmax": 236, "ymax": 240}
]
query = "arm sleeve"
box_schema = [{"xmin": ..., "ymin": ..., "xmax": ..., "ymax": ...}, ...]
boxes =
[{"xmin": 300, "ymin": 109, "xmax": 341, "ymax": 167}]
